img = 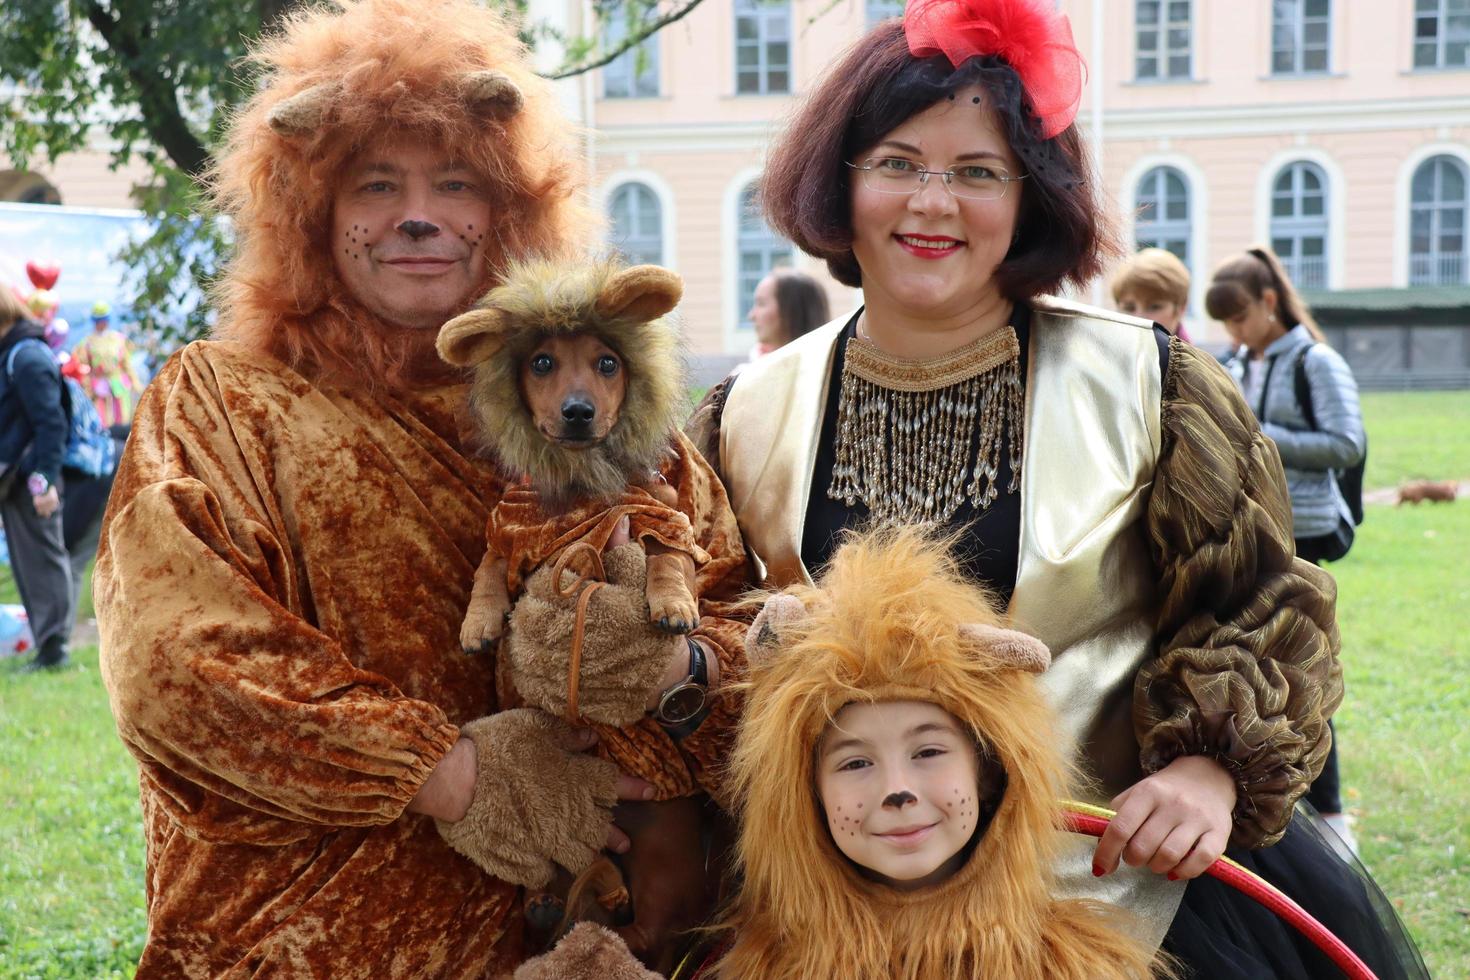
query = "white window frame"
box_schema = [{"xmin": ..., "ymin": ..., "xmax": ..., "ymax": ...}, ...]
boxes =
[
  {"xmin": 1135, "ymin": 0, "xmax": 1193, "ymax": 81},
  {"xmin": 1271, "ymin": 0, "xmax": 1332, "ymax": 76},
  {"xmin": 722, "ymin": 169, "xmax": 792, "ymax": 348},
  {"xmin": 1413, "ymin": 0, "xmax": 1470, "ymax": 70},
  {"xmin": 1122, "ymin": 154, "xmax": 1210, "ymax": 312},
  {"xmin": 601, "ymin": 11, "xmax": 660, "ymax": 99},
  {"xmin": 1407, "ymin": 154, "xmax": 1469, "ymax": 285},
  {"xmin": 1254, "ymin": 148, "xmax": 1346, "ymax": 291},
  {"xmin": 1268, "ymin": 161, "xmax": 1331, "ymax": 291},
  {"xmin": 606, "ymin": 182, "xmax": 665, "ymax": 266},
  {"xmin": 734, "ymin": 0, "xmax": 792, "ymax": 95},
  {"xmin": 599, "ymin": 171, "xmax": 676, "ymax": 269},
  {"xmin": 1393, "ymin": 143, "xmax": 1470, "ymax": 285}
]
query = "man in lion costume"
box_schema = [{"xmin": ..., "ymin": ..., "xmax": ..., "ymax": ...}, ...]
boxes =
[{"xmin": 94, "ymin": 1, "xmax": 750, "ymax": 974}]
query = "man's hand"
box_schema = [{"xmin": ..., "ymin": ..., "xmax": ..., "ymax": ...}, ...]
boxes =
[
  {"xmin": 425, "ymin": 710, "xmax": 655, "ymax": 887},
  {"xmin": 504, "ymin": 541, "xmax": 689, "ymax": 727},
  {"xmin": 32, "ymin": 485, "xmax": 59, "ymax": 518},
  {"xmin": 1092, "ymin": 755, "xmax": 1237, "ymax": 881}
]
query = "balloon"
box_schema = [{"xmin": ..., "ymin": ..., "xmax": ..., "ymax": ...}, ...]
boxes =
[
  {"xmin": 45, "ymin": 317, "xmax": 70, "ymax": 350},
  {"xmin": 25, "ymin": 288, "xmax": 58, "ymax": 325},
  {"xmin": 24, "ymin": 261, "xmax": 61, "ymax": 291}
]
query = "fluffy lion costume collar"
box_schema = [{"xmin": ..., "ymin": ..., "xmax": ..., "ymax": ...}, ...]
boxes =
[
  {"xmin": 716, "ymin": 527, "xmax": 1160, "ymax": 980},
  {"xmin": 438, "ymin": 256, "xmax": 687, "ymax": 501},
  {"xmin": 209, "ymin": 0, "xmax": 591, "ymax": 390}
]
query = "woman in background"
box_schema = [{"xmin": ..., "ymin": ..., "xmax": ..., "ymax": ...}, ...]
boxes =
[
  {"xmin": 748, "ymin": 268, "xmax": 831, "ymax": 359},
  {"xmin": 1207, "ymin": 245, "xmax": 1366, "ymax": 852}
]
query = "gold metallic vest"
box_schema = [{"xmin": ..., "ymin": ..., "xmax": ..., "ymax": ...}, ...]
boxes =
[{"xmin": 720, "ymin": 297, "xmax": 1185, "ymax": 946}]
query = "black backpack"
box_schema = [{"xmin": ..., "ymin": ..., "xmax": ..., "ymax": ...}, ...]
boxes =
[{"xmin": 1293, "ymin": 344, "xmax": 1365, "ymax": 526}]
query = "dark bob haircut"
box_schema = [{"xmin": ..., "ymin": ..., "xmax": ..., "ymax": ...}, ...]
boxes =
[{"xmin": 760, "ymin": 21, "xmax": 1118, "ymax": 298}]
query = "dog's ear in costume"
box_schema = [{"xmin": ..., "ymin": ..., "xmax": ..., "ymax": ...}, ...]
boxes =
[
  {"xmin": 267, "ymin": 81, "xmax": 342, "ymax": 139},
  {"xmin": 744, "ymin": 593, "xmax": 807, "ymax": 668},
  {"xmin": 958, "ymin": 623, "xmax": 1052, "ymax": 674},
  {"xmin": 593, "ymin": 265, "xmax": 684, "ymax": 323},
  {"xmin": 437, "ymin": 308, "xmax": 513, "ymax": 367},
  {"xmin": 462, "ymin": 69, "xmax": 524, "ymax": 120}
]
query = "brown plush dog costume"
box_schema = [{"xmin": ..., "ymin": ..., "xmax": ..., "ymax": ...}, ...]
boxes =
[
  {"xmin": 519, "ymin": 528, "xmax": 1163, "ymax": 979},
  {"xmin": 437, "ymin": 256, "xmax": 725, "ymax": 969}
]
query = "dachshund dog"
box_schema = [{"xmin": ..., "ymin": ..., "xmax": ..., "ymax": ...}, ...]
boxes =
[
  {"xmin": 437, "ymin": 256, "xmax": 722, "ymax": 971},
  {"xmin": 1397, "ymin": 480, "xmax": 1458, "ymax": 505}
]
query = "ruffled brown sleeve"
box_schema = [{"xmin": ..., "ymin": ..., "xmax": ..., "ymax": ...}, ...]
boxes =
[{"xmin": 1136, "ymin": 340, "xmax": 1344, "ymax": 848}]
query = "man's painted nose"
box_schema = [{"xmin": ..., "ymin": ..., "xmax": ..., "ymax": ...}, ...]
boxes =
[{"xmin": 397, "ymin": 219, "xmax": 440, "ymax": 239}]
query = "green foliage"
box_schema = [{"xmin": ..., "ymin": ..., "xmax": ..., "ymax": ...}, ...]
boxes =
[{"xmin": 1359, "ymin": 390, "xmax": 1470, "ymax": 489}]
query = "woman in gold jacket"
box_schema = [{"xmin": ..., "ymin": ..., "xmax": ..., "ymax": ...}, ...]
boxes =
[{"xmin": 688, "ymin": 1, "xmax": 1424, "ymax": 975}]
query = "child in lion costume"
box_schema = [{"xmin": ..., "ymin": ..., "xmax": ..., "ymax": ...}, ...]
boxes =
[{"xmin": 517, "ymin": 527, "xmax": 1164, "ymax": 979}]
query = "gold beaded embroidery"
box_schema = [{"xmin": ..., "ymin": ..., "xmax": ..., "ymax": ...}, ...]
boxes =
[{"xmin": 828, "ymin": 326, "xmax": 1023, "ymax": 524}]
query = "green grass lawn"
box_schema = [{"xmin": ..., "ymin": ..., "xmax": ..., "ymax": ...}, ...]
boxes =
[
  {"xmin": 1359, "ymin": 389, "xmax": 1470, "ymax": 490},
  {"xmin": 0, "ymin": 392, "xmax": 1466, "ymax": 976}
]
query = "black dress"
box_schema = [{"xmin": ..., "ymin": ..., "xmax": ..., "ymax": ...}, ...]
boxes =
[{"xmin": 786, "ymin": 307, "xmax": 1427, "ymax": 980}]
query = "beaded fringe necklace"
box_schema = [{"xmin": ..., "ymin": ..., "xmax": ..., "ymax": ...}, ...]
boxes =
[{"xmin": 828, "ymin": 326, "xmax": 1024, "ymax": 524}]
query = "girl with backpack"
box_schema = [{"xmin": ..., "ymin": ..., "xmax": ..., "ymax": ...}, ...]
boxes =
[{"xmin": 1207, "ymin": 246, "xmax": 1366, "ymax": 849}]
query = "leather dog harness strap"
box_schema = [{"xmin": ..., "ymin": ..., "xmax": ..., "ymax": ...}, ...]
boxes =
[{"xmin": 550, "ymin": 540, "xmax": 607, "ymax": 723}]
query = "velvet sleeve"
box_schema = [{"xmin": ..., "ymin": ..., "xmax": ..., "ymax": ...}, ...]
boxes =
[
  {"xmin": 664, "ymin": 428, "xmax": 755, "ymax": 808},
  {"xmin": 1136, "ymin": 340, "xmax": 1344, "ymax": 849},
  {"xmin": 95, "ymin": 348, "xmax": 461, "ymax": 843}
]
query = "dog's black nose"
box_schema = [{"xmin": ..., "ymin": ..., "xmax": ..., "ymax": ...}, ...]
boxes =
[{"xmin": 562, "ymin": 398, "xmax": 596, "ymax": 425}]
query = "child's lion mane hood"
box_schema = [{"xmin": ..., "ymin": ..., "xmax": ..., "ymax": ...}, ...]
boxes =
[{"xmin": 715, "ymin": 526, "xmax": 1161, "ymax": 980}]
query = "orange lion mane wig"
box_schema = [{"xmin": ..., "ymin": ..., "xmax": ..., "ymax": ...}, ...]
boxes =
[
  {"xmin": 715, "ymin": 526, "xmax": 1164, "ymax": 980},
  {"xmin": 210, "ymin": 0, "xmax": 592, "ymax": 388}
]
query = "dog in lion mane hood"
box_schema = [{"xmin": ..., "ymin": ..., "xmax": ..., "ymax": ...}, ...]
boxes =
[
  {"xmin": 437, "ymin": 254, "xmax": 727, "ymax": 970},
  {"xmin": 516, "ymin": 527, "xmax": 1166, "ymax": 980}
]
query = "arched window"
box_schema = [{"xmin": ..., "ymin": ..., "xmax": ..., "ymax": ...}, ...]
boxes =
[
  {"xmin": 736, "ymin": 184, "xmax": 792, "ymax": 327},
  {"xmin": 608, "ymin": 183, "xmax": 663, "ymax": 266},
  {"xmin": 1409, "ymin": 155, "xmax": 1468, "ymax": 285},
  {"xmin": 1134, "ymin": 166, "xmax": 1191, "ymax": 270},
  {"xmin": 1270, "ymin": 161, "xmax": 1329, "ymax": 290}
]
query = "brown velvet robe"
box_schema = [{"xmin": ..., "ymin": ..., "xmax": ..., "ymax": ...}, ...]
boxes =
[{"xmin": 95, "ymin": 341, "xmax": 749, "ymax": 977}]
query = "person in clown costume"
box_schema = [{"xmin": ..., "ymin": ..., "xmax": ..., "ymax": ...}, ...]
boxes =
[{"xmin": 72, "ymin": 301, "xmax": 144, "ymax": 427}]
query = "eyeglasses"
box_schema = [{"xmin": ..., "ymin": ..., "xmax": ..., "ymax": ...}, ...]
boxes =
[{"xmin": 847, "ymin": 157, "xmax": 1027, "ymax": 202}]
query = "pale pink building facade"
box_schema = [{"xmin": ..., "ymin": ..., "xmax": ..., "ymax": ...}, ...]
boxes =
[
  {"xmin": 10, "ymin": 1, "xmax": 1469, "ymax": 359},
  {"xmin": 569, "ymin": 0, "xmax": 1470, "ymax": 354}
]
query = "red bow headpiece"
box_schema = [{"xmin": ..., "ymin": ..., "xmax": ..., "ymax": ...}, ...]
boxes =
[{"xmin": 904, "ymin": 0, "xmax": 1085, "ymax": 139}]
